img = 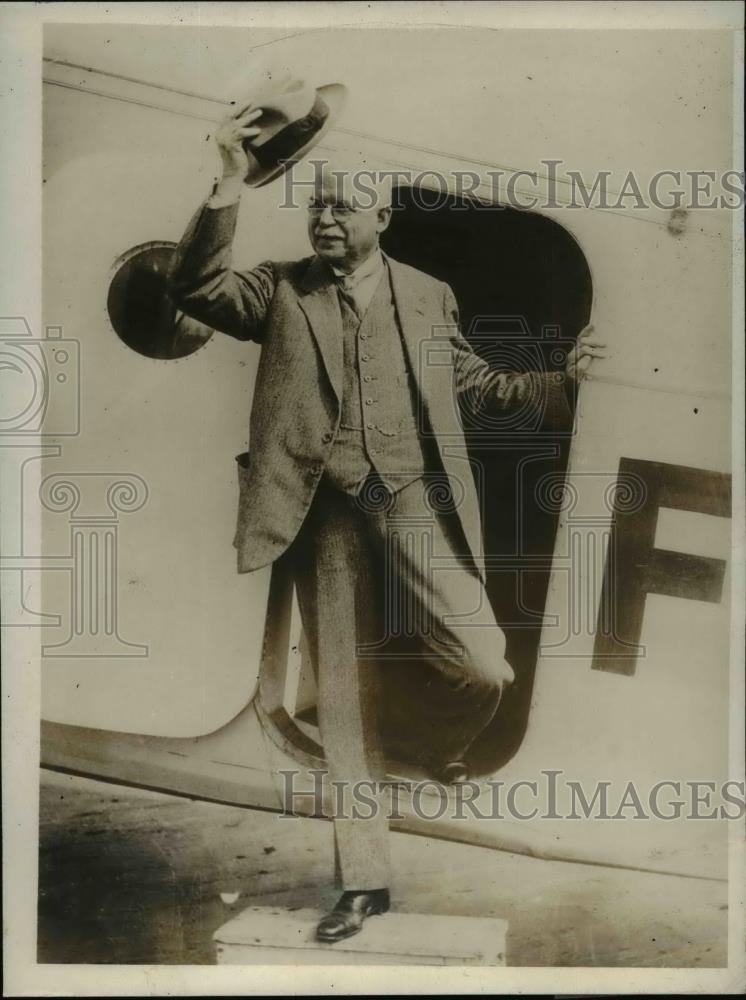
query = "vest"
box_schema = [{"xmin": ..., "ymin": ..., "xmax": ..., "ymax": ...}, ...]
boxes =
[{"xmin": 324, "ymin": 265, "xmax": 428, "ymax": 495}]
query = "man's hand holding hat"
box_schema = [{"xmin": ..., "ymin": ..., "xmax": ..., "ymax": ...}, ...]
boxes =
[
  {"xmin": 210, "ymin": 105, "xmax": 264, "ymax": 207},
  {"xmin": 208, "ymin": 74, "xmax": 347, "ymax": 207}
]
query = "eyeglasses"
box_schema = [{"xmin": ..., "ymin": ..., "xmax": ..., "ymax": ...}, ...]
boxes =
[{"xmin": 307, "ymin": 201, "xmax": 358, "ymax": 221}]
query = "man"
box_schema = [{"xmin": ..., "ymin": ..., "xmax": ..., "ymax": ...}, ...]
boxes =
[{"xmin": 169, "ymin": 102, "xmax": 605, "ymax": 943}]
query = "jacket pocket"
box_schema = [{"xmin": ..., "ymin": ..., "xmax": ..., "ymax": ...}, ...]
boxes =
[{"xmin": 233, "ymin": 451, "xmax": 251, "ymax": 549}]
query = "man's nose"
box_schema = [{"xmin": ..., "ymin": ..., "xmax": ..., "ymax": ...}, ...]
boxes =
[{"xmin": 318, "ymin": 205, "xmax": 337, "ymax": 226}]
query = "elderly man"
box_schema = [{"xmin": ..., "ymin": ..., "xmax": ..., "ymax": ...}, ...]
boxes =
[{"xmin": 169, "ymin": 102, "xmax": 604, "ymax": 943}]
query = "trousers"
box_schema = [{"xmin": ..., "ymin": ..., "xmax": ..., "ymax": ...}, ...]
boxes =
[{"xmin": 287, "ymin": 472, "xmax": 514, "ymax": 890}]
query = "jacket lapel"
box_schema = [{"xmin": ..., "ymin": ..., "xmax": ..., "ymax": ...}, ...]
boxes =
[
  {"xmin": 385, "ymin": 253, "xmax": 444, "ymax": 415},
  {"xmin": 297, "ymin": 256, "xmax": 343, "ymax": 404},
  {"xmin": 386, "ymin": 255, "xmax": 485, "ymax": 581}
]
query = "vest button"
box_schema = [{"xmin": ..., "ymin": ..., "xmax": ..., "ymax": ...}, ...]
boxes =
[
  {"xmin": 322, "ymin": 432, "xmax": 333, "ymax": 443},
  {"xmin": 361, "ymin": 354, "xmax": 370, "ymax": 362},
  {"xmin": 365, "ymin": 398, "xmax": 374, "ymax": 405},
  {"xmin": 366, "ymin": 422, "xmax": 374, "ymax": 430}
]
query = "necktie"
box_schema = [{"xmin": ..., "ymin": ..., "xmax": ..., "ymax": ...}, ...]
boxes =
[{"xmin": 335, "ymin": 274, "xmax": 363, "ymax": 320}]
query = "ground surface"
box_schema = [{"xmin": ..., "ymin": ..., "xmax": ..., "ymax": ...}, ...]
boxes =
[{"xmin": 38, "ymin": 769, "xmax": 727, "ymax": 966}]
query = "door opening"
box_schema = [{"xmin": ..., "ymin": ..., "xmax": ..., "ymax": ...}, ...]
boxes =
[
  {"xmin": 258, "ymin": 184, "xmax": 593, "ymax": 777},
  {"xmin": 381, "ymin": 186, "xmax": 593, "ymax": 772}
]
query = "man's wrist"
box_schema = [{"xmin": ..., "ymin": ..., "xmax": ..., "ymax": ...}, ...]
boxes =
[{"xmin": 207, "ymin": 174, "xmax": 245, "ymax": 208}]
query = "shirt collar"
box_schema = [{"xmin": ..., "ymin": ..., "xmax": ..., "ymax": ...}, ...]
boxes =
[{"xmin": 330, "ymin": 248, "xmax": 384, "ymax": 285}]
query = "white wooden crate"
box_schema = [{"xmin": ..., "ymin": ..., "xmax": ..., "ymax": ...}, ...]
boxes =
[{"xmin": 214, "ymin": 905, "xmax": 507, "ymax": 966}]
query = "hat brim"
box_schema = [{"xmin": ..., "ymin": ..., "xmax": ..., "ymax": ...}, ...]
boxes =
[{"xmin": 244, "ymin": 83, "xmax": 347, "ymax": 188}]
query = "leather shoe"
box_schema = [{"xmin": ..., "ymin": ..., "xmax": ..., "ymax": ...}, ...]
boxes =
[{"xmin": 316, "ymin": 889, "xmax": 390, "ymax": 942}]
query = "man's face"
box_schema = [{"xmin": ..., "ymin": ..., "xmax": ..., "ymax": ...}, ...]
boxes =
[{"xmin": 307, "ymin": 169, "xmax": 391, "ymax": 272}]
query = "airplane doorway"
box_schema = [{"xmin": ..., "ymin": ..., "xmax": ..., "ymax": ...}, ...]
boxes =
[
  {"xmin": 258, "ymin": 185, "xmax": 593, "ymax": 777},
  {"xmin": 381, "ymin": 187, "xmax": 593, "ymax": 773}
]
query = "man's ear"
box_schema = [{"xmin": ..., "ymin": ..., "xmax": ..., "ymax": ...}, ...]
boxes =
[{"xmin": 376, "ymin": 206, "xmax": 392, "ymax": 234}]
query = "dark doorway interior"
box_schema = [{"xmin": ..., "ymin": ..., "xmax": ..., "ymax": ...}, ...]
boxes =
[{"xmin": 381, "ymin": 186, "xmax": 593, "ymax": 773}]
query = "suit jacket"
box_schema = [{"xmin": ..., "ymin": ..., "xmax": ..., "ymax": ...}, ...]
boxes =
[{"xmin": 168, "ymin": 199, "xmax": 574, "ymax": 580}]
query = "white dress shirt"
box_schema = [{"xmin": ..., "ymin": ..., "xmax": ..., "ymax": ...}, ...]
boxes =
[{"xmin": 331, "ymin": 249, "xmax": 385, "ymax": 319}]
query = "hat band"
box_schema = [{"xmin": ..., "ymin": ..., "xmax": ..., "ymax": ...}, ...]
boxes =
[{"xmin": 249, "ymin": 93, "xmax": 330, "ymax": 171}]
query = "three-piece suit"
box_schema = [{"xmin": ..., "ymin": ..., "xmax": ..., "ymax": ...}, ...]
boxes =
[{"xmin": 168, "ymin": 197, "xmax": 573, "ymax": 889}]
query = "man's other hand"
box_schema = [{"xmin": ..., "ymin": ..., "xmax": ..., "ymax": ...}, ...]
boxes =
[{"xmin": 565, "ymin": 324, "xmax": 607, "ymax": 383}]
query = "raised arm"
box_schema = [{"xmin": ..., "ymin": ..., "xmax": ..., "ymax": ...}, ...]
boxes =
[{"xmin": 167, "ymin": 105, "xmax": 276, "ymax": 343}]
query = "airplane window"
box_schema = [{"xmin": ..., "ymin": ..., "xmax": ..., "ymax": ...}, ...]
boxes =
[{"xmin": 107, "ymin": 241, "xmax": 214, "ymax": 360}]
